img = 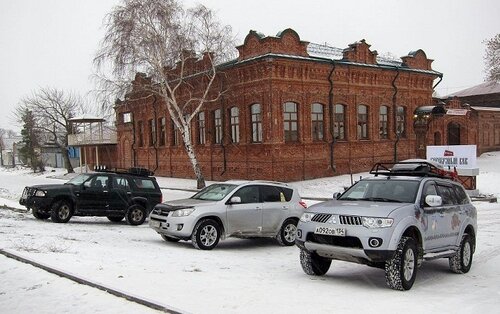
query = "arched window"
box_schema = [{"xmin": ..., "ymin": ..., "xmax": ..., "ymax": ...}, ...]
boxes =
[
  {"xmin": 214, "ymin": 109, "xmax": 222, "ymax": 144},
  {"xmin": 396, "ymin": 106, "xmax": 406, "ymax": 138},
  {"xmin": 448, "ymin": 122, "xmax": 461, "ymax": 145},
  {"xmin": 158, "ymin": 117, "xmax": 166, "ymax": 146},
  {"xmin": 357, "ymin": 105, "xmax": 368, "ymax": 139},
  {"xmin": 311, "ymin": 103, "xmax": 324, "ymax": 141},
  {"xmin": 250, "ymin": 104, "xmax": 262, "ymax": 143},
  {"xmin": 197, "ymin": 112, "xmax": 206, "ymax": 144},
  {"xmin": 230, "ymin": 107, "xmax": 239, "ymax": 143},
  {"xmin": 333, "ymin": 104, "xmax": 346, "ymax": 140},
  {"xmin": 379, "ymin": 105, "xmax": 389, "ymax": 139},
  {"xmin": 284, "ymin": 102, "xmax": 298, "ymax": 142}
]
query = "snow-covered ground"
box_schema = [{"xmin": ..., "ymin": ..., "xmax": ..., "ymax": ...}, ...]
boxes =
[{"xmin": 1, "ymin": 153, "xmax": 500, "ymax": 314}]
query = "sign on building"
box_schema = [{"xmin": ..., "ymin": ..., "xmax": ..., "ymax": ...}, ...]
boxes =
[{"xmin": 426, "ymin": 145, "xmax": 477, "ymax": 169}]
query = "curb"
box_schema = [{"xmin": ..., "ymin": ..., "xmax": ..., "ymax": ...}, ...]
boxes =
[{"xmin": 0, "ymin": 249, "xmax": 184, "ymax": 314}]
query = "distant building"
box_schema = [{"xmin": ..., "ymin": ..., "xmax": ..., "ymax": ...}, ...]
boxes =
[{"xmin": 0, "ymin": 135, "xmax": 22, "ymax": 167}]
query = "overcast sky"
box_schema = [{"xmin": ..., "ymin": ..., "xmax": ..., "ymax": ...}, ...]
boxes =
[{"xmin": 1, "ymin": 0, "xmax": 498, "ymax": 132}]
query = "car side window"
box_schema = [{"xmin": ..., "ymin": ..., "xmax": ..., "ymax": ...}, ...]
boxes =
[
  {"xmin": 436, "ymin": 184, "xmax": 457, "ymax": 205},
  {"xmin": 84, "ymin": 175, "xmax": 109, "ymax": 190},
  {"xmin": 133, "ymin": 178, "xmax": 156, "ymax": 190},
  {"xmin": 232, "ymin": 186, "xmax": 260, "ymax": 204},
  {"xmin": 113, "ymin": 176, "xmax": 131, "ymax": 190},
  {"xmin": 453, "ymin": 185, "xmax": 469, "ymax": 205},
  {"xmin": 278, "ymin": 187, "xmax": 293, "ymax": 202},
  {"xmin": 260, "ymin": 185, "xmax": 283, "ymax": 202}
]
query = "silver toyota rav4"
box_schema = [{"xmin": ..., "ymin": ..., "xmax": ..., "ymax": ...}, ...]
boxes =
[
  {"xmin": 149, "ymin": 180, "xmax": 307, "ymax": 250},
  {"xmin": 295, "ymin": 161, "xmax": 477, "ymax": 290}
]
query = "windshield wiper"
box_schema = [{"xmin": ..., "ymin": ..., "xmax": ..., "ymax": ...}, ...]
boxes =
[{"xmin": 357, "ymin": 197, "xmax": 403, "ymax": 203}]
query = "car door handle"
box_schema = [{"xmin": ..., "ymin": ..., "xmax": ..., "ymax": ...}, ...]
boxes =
[
  {"xmin": 103, "ymin": 190, "xmax": 108, "ymax": 193},
  {"xmin": 282, "ymin": 206, "xmax": 289, "ymax": 210},
  {"xmin": 255, "ymin": 207, "xmax": 262, "ymax": 211}
]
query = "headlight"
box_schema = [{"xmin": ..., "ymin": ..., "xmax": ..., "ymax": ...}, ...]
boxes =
[
  {"xmin": 362, "ymin": 217, "xmax": 393, "ymax": 228},
  {"xmin": 171, "ymin": 208, "xmax": 195, "ymax": 217},
  {"xmin": 35, "ymin": 190, "xmax": 46, "ymax": 197},
  {"xmin": 300, "ymin": 212, "xmax": 315, "ymax": 222}
]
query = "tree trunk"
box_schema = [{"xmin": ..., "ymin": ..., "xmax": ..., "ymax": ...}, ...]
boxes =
[
  {"xmin": 63, "ymin": 148, "xmax": 74, "ymax": 173},
  {"xmin": 182, "ymin": 130, "xmax": 205, "ymax": 189}
]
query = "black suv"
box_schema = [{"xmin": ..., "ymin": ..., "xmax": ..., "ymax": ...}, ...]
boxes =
[{"xmin": 19, "ymin": 168, "xmax": 162, "ymax": 225}]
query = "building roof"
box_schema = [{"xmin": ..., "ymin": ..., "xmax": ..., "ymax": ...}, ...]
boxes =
[
  {"xmin": 470, "ymin": 106, "xmax": 500, "ymax": 112},
  {"xmin": 69, "ymin": 115, "xmax": 106, "ymax": 123},
  {"xmin": 448, "ymin": 81, "xmax": 500, "ymax": 97}
]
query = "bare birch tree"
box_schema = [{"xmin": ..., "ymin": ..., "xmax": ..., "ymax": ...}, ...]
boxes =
[
  {"xmin": 484, "ymin": 34, "xmax": 500, "ymax": 82},
  {"xmin": 16, "ymin": 88, "xmax": 86, "ymax": 173},
  {"xmin": 93, "ymin": 0, "xmax": 235, "ymax": 189}
]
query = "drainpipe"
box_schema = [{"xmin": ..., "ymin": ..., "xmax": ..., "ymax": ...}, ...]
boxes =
[
  {"xmin": 152, "ymin": 95, "xmax": 159, "ymax": 173},
  {"xmin": 392, "ymin": 67, "xmax": 400, "ymax": 162},
  {"xmin": 220, "ymin": 76, "xmax": 227, "ymax": 177},
  {"xmin": 328, "ymin": 60, "xmax": 336, "ymax": 171},
  {"xmin": 131, "ymin": 109, "xmax": 137, "ymax": 167}
]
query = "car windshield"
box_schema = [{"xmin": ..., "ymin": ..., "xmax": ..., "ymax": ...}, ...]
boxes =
[
  {"xmin": 191, "ymin": 184, "xmax": 238, "ymax": 201},
  {"xmin": 339, "ymin": 179, "xmax": 420, "ymax": 203},
  {"xmin": 65, "ymin": 174, "xmax": 92, "ymax": 185}
]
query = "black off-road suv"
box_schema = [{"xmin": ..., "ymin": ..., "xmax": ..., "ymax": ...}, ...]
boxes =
[{"xmin": 19, "ymin": 168, "xmax": 162, "ymax": 225}]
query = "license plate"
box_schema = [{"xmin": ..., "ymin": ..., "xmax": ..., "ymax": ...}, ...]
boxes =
[
  {"xmin": 314, "ymin": 226, "xmax": 346, "ymax": 236},
  {"xmin": 150, "ymin": 220, "xmax": 161, "ymax": 228}
]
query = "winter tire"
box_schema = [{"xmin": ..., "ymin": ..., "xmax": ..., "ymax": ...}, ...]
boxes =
[
  {"xmin": 161, "ymin": 234, "xmax": 180, "ymax": 243},
  {"xmin": 449, "ymin": 234, "xmax": 474, "ymax": 274},
  {"xmin": 125, "ymin": 205, "xmax": 147, "ymax": 226},
  {"xmin": 276, "ymin": 218, "xmax": 298, "ymax": 246},
  {"xmin": 385, "ymin": 236, "xmax": 418, "ymax": 291},
  {"xmin": 32, "ymin": 208, "xmax": 50, "ymax": 220},
  {"xmin": 300, "ymin": 249, "xmax": 331, "ymax": 276},
  {"xmin": 107, "ymin": 216, "xmax": 124, "ymax": 222},
  {"xmin": 191, "ymin": 219, "xmax": 220, "ymax": 250},
  {"xmin": 50, "ymin": 200, "xmax": 73, "ymax": 223}
]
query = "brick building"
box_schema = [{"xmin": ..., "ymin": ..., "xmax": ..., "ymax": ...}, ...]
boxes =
[
  {"xmin": 114, "ymin": 29, "xmax": 444, "ymax": 182},
  {"xmin": 413, "ymin": 81, "xmax": 500, "ymax": 156}
]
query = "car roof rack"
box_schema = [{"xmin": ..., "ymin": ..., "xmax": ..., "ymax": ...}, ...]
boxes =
[
  {"xmin": 94, "ymin": 166, "xmax": 154, "ymax": 177},
  {"xmin": 369, "ymin": 161, "xmax": 458, "ymax": 180}
]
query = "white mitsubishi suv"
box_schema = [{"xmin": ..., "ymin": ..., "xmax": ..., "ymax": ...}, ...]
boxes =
[
  {"xmin": 295, "ymin": 161, "xmax": 477, "ymax": 290},
  {"xmin": 149, "ymin": 180, "xmax": 307, "ymax": 250}
]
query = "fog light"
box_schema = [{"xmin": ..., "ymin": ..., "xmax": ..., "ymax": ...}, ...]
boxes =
[
  {"xmin": 368, "ymin": 237, "xmax": 383, "ymax": 248},
  {"xmin": 297, "ymin": 229, "xmax": 302, "ymax": 238},
  {"xmin": 177, "ymin": 224, "xmax": 184, "ymax": 231}
]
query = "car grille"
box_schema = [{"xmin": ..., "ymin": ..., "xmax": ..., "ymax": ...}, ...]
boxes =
[
  {"xmin": 311, "ymin": 214, "xmax": 362, "ymax": 225},
  {"xmin": 151, "ymin": 207, "xmax": 170, "ymax": 216},
  {"xmin": 311, "ymin": 213, "xmax": 331, "ymax": 223},
  {"xmin": 339, "ymin": 215, "xmax": 362, "ymax": 225},
  {"xmin": 306, "ymin": 233, "xmax": 363, "ymax": 249},
  {"xmin": 21, "ymin": 187, "xmax": 36, "ymax": 198}
]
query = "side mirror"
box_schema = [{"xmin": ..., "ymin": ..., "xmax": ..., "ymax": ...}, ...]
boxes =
[
  {"xmin": 229, "ymin": 196, "xmax": 241, "ymax": 204},
  {"xmin": 425, "ymin": 195, "xmax": 442, "ymax": 207},
  {"xmin": 333, "ymin": 192, "xmax": 341, "ymax": 200}
]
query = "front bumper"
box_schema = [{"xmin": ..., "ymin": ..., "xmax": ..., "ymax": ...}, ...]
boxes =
[
  {"xmin": 19, "ymin": 196, "xmax": 53, "ymax": 211},
  {"xmin": 149, "ymin": 212, "xmax": 197, "ymax": 240},
  {"xmin": 296, "ymin": 221, "xmax": 396, "ymax": 264}
]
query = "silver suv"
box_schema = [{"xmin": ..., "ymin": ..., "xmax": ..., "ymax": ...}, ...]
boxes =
[
  {"xmin": 295, "ymin": 161, "xmax": 477, "ymax": 290},
  {"xmin": 149, "ymin": 180, "xmax": 307, "ymax": 250}
]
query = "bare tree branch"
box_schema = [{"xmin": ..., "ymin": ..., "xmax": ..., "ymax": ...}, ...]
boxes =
[{"xmin": 93, "ymin": 0, "xmax": 236, "ymax": 188}]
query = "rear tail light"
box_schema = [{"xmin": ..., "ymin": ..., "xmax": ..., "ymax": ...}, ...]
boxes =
[{"xmin": 299, "ymin": 201, "xmax": 307, "ymax": 209}]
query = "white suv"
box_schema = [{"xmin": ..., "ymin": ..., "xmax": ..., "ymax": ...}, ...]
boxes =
[
  {"xmin": 295, "ymin": 161, "xmax": 477, "ymax": 290},
  {"xmin": 149, "ymin": 180, "xmax": 307, "ymax": 250}
]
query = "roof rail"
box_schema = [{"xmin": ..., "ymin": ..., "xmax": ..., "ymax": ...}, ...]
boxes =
[
  {"xmin": 94, "ymin": 166, "xmax": 154, "ymax": 177},
  {"xmin": 369, "ymin": 161, "xmax": 458, "ymax": 181}
]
